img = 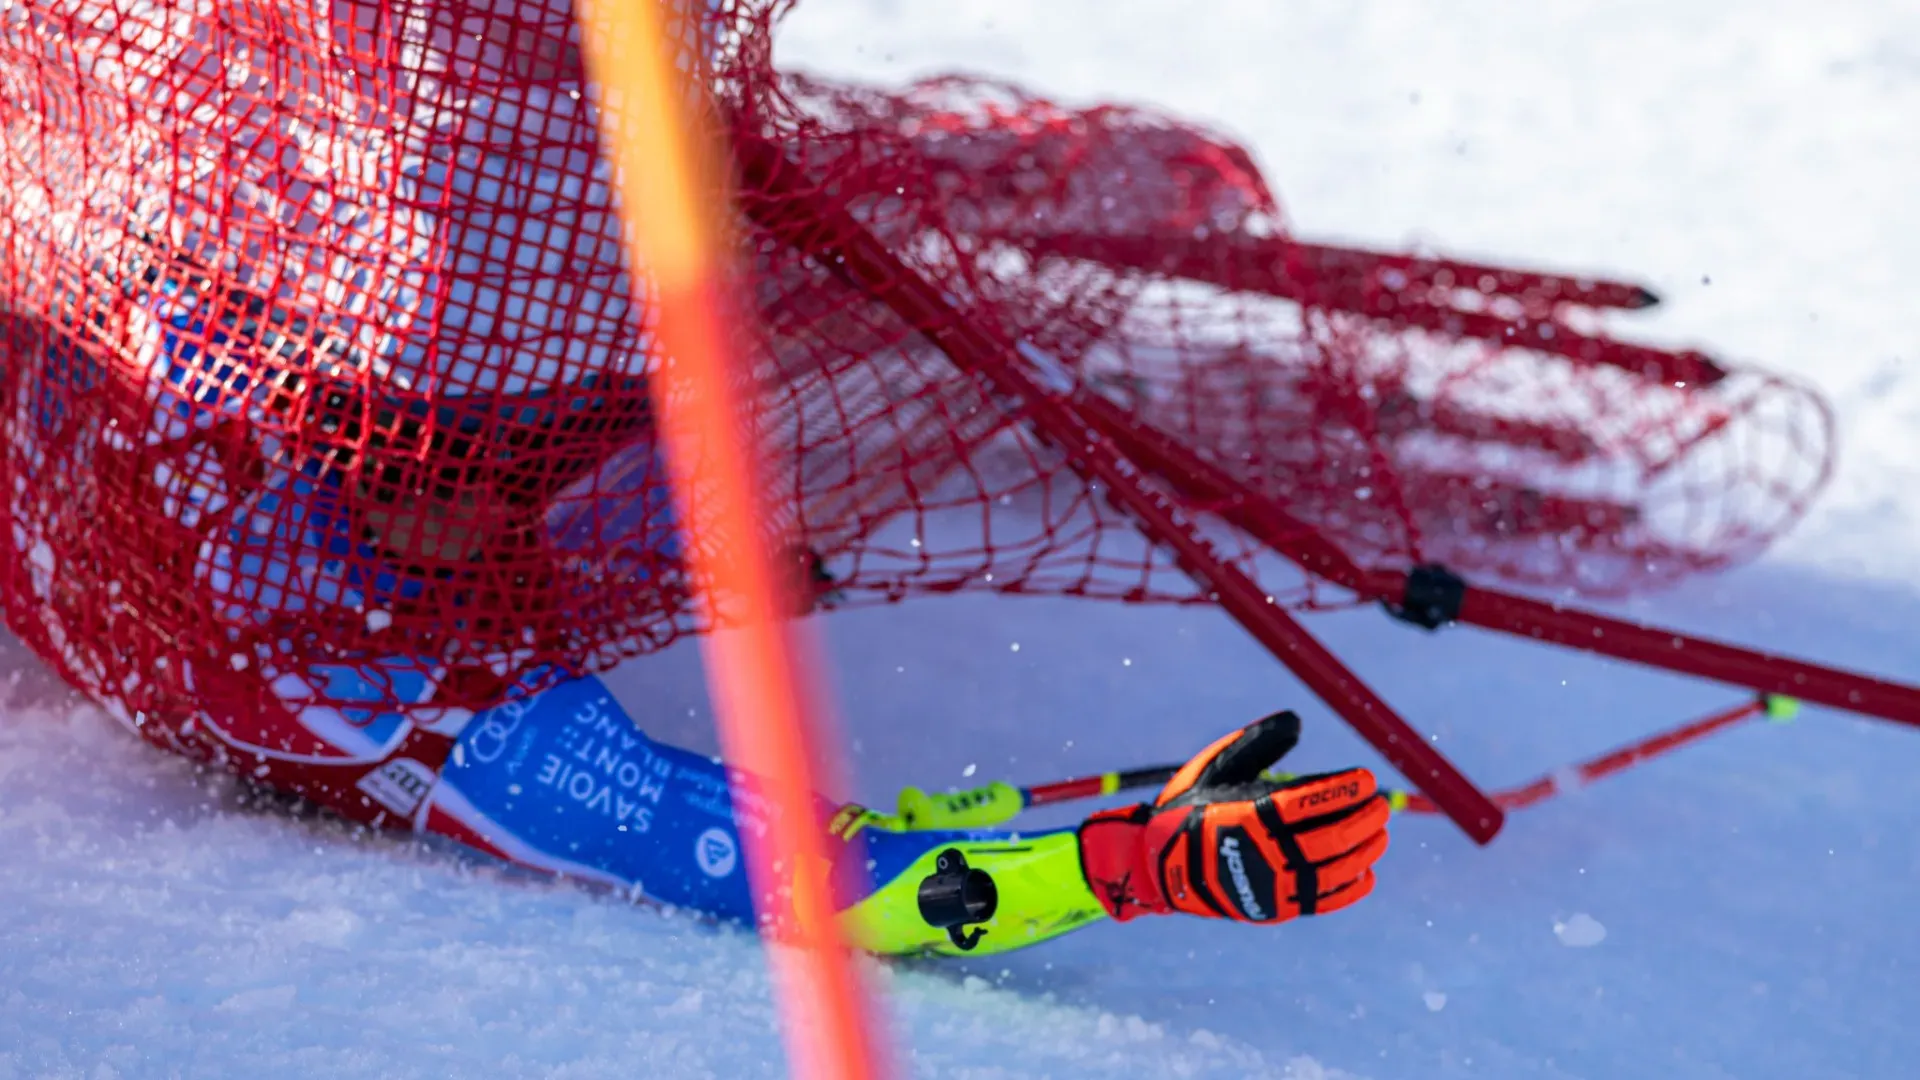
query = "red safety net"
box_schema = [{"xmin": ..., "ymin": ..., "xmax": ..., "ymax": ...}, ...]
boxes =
[{"xmin": 0, "ymin": 0, "xmax": 1834, "ymax": 795}]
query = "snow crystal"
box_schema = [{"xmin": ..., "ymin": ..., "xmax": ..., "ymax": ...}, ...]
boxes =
[{"xmin": 1554, "ymin": 912, "xmax": 1608, "ymax": 948}]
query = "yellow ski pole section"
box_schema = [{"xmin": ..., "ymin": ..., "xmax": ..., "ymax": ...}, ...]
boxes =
[{"xmin": 574, "ymin": 4, "xmax": 890, "ymax": 1078}]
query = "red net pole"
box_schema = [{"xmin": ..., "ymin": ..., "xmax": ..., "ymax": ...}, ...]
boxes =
[
  {"xmin": 736, "ymin": 138, "xmax": 1505, "ymax": 846},
  {"xmin": 1021, "ymin": 231, "xmax": 1727, "ymax": 387},
  {"xmin": 1275, "ymin": 240, "xmax": 1664, "ymax": 312},
  {"xmin": 1072, "ymin": 383, "xmax": 1920, "ymax": 731},
  {"xmin": 576, "ymin": 5, "xmax": 890, "ymax": 1078},
  {"xmin": 1435, "ymin": 584, "xmax": 1920, "ymax": 728}
]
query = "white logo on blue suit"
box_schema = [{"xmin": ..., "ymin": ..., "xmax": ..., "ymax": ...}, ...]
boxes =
[
  {"xmin": 465, "ymin": 699, "xmax": 529, "ymax": 765},
  {"xmin": 695, "ymin": 827, "xmax": 737, "ymax": 878}
]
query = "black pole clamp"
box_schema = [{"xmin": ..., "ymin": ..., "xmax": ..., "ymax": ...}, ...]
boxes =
[
  {"xmin": 1386, "ymin": 563, "xmax": 1467, "ymax": 630},
  {"xmin": 916, "ymin": 848, "xmax": 999, "ymax": 951}
]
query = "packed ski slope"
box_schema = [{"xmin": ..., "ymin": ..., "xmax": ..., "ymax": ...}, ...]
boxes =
[{"xmin": 5, "ymin": 1, "xmax": 1920, "ymax": 1076}]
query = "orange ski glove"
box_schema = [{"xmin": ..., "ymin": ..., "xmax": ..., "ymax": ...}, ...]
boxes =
[{"xmin": 1077, "ymin": 711, "xmax": 1389, "ymax": 923}]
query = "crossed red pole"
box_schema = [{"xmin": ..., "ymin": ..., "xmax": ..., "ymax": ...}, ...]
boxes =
[
  {"xmin": 737, "ymin": 137, "xmax": 1505, "ymax": 843},
  {"xmin": 735, "ymin": 133, "xmax": 1920, "ymax": 851}
]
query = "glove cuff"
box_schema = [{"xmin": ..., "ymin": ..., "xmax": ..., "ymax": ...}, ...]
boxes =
[{"xmin": 1076, "ymin": 804, "xmax": 1165, "ymax": 921}]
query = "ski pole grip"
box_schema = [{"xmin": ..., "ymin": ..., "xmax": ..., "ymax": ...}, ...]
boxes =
[{"xmin": 896, "ymin": 781, "xmax": 1025, "ymax": 830}]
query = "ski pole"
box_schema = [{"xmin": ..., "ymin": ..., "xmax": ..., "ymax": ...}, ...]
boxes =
[
  {"xmin": 892, "ymin": 766, "xmax": 1179, "ymax": 831},
  {"xmin": 1024, "ymin": 765, "xmax": 1182, "ymax": 807},
  {"xmin": 897, "ymin": 763, "xmax": 1396, "ymax": 831},
  {"xmin": 1397, "ymin": 692, "xmax": 1792, "ymax": 814},
  {"xmin": 889, "ymin": 694, "xmax": 1796, "ymax": 830}
]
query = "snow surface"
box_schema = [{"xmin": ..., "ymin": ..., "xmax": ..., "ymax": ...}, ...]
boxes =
[{"xmin": 7, "ymin": 2, "xmax": 1920, "ymax": 1076}]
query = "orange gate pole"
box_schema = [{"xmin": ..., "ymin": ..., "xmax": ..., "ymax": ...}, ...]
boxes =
[{"xmin": 574, "ymin": 3, "xmax": 892, "ymax": 1077}]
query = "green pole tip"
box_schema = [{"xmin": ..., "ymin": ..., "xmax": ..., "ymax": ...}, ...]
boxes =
[{"xmin": 1763, "ymin": 695, "xmax": 1801, "ymax": 722}]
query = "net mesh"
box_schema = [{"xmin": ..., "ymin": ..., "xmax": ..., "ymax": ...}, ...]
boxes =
[{"xmin": 0, "ymin": 0, "xmax": 1831, "ymax": 766}]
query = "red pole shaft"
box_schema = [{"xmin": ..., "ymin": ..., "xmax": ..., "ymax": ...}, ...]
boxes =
[
  {"xmin": 1277, "ymin": 239, "xmax": 1662, "ymax": 312},
  {"xmin": 1024, "ymin": 765, "xmax": 1178, "ymax": 807},
  {"xmin": 1400, "ymin": 697, "xmax": 1766, "ymax": 815},
  {"xmin": 735, "ymin": 140, "xmax": 1505, "ymax": 845},
  {"xmin": 1020, "ymin": 232, "xmax": 1722, "ymax": 386},
  {"xmin": 1437, "ymin": 583, "xmax": 1920, "ymax": 729},
  {"xmin": 1571, "ymin": 697, "xmax": 1767, "ymax": 786},
  {"xmin": 1074, "ymin": 382, "xmax": 1920, "ymax": 734}
]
